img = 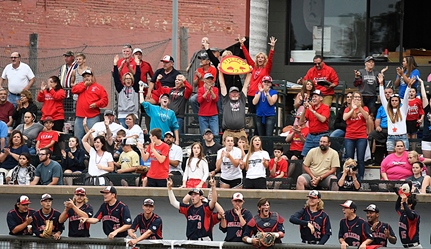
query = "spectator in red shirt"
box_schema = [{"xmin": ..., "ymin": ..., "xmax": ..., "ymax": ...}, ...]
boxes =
[
  {"xmin": 298, "ymin": 55, "xmax": 339, "ymax": 107},
  {"xmin": 37, "ymin": 76, "xmax": 66, "ymax": 132},
  {"xmin": 284, "ymin": 115, "xmax": 309, "ymax": 177},
  {"xmin": 35, "ymin": 117, "xmax": 59, "ymax": 153},
  {"xmin": 71, "ymin": 70, "xmax": 109, "ymax": 142},
  {"xmin": 141, "ymin": 128, "xmax": 170, "ymax": 187},
  {"xmin": 198, "ymin": 73, "xmax": 219, "ymax": 137},
  {"xmin": 133, "ymin": 48, "xmax": 154, "ymax": 84},
  {"xmin": 406, "ymin": 87, "xmax": 424, "ymax": 140},
  {"xmin": 116, "ymin": 44, "xmax": 136, "ymax": 80},
  {"xmin": 267, "ymin": 144, "xmax": 288, "ymax": 189}
]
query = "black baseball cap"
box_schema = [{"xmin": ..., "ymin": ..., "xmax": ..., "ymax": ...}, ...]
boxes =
[
  {"xmin": 364, "ymin": 56, "xmax": 375, "ymax": 63},
  {"xmin": 340, "ymin": 200, "xmax": 357, "ymax": 210},
  {"xmin": 363, "ymin": 204, "xmax": 379, "ymax": 213},
  {"xmin": 188, "ymin": 188, "xmax": 204, "ymax": 196},
  {"xmin": 307, "ymin": 190, "xmax": 321, "ymax": 199},
  {"xmin": 100, "ymin": 186, "xmax": 117, "ymax": 194},
  {"xmin": 143, "ymin": 198, "xmax": 155, "ymax": 206}
]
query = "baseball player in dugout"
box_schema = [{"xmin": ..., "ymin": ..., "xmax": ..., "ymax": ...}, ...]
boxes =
[
  {"xmin": 338, "ymin": 200, "xmax": 373, "ymax": 249},
  {"xmin": 363, "ymin": 203, "xmax": 397, "ymax": 247},
  {"xmin": 7, "ymin": 195, "xmax": 35, "ymax": 235},
  {"xmin": 31, "ymin": 193, "xmax": 64, "ymax": 239},
  {"xmin": 395, "ymin": 190, "xmax": 421, "ymax": 248},
  {"xmin": 289, "ymin": 190, "xmax": 332, "ymax": 245},
  {"xmin": 59, "ymin": 187, "xmax": 94, "ymax": 237},
  {"xmin": 242, "ymin": 198, "xmax": 285, "ymax": 248},
  {"xmin": 219, "ymin": 192, "xmax": 253, "ymax": 242}
]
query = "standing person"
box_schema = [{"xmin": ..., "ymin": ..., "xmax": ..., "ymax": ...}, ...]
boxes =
[
  {"xmin": 337, "ymin": 159, "xmax": 361, "ymax": 191},
  {"xmin": 31, "ymin": 148, "xmax": 63, "ymax": 185},
  {"xmin": 58, "ymin": 50, "xmax": 77, "ymax": 89},
  {"xmin": 32, "ymin": 193, "xmax": 64, "ymax": 240},
  {"xmin": 214, "ymin": 135, "xmax": 243, "ymax": 189},
  {"xmin": 146, "ymin": 55, "xmax": 180, "ymax": 100},
  {"xmin": 289, "ymin": 190, "xmax": 332, "ymax": 245},
  {"xmin": 243, "ymin": 136, "xmax": 270, "ymax": 189},
  {"xmin": 116, "ymin": 44, "xmax": 136, "ymax": 79},
  {"xmin": 297, "ymin": 55, "xmax": 339, "ymax": 106},
  {"xmin": 6, "ymin": 152, "xmax": 36, "ymax": 185},
  {"xmin": 124, "ymin": 113, "xmax": 145, "ymax": 143},
  {"xmin": 395, "ymin": 193, "xmax": 421, "ymax": 248},
  {"xmin": 133, "ymin": 48, "xmax": 154, "ymax": 84},
  {"xmin": 203, "ymin": 129, "xmax": 223, "ymax": 174},
  {"xmin": 186, "ymin": 37, "xmax": 210, "ymax": 83},
  {"xmin": 338, "ymin": 200, "xmax": 373, "ymax": 249},
  {"xmin": 197, "ymin": 73, "xmax": 219, "ymax": 136},
  {"xmin": 7, "ymin": 195, "xmax": 35, "ymax": 235},
  {"xmin": 71, "ymin": 53, "xmax": 93, "ymax": 86},
  {"xmin": 163, "ymin": 131, "xmax": 183, "ymax": 176},
  {"xmin": 242, "ymin": 198, "xmax": 285, "ymax": 246},
  {"xmin": 167, "ymin": 177, "xmax": 218, "ymax": 240},
  {"xmin": 219, "ymin": 193, "xmax": 253, "ymax": 242},
  {"xmin": 363, "ymin": 203, "xmax": 397, "ymax": 247},
  {"xmin": 343, "ymin": 92, "xmax": 369, "ymax": 180},
  {"xmin": 0, "ymin": 52, "xmax": 35, "ymax": 106},
  {"xmin": 90, "ymin": 110, "xmax": 125, "ymax": 141},
  {"xmin": 330, "ymin": 92, "xmax": 352, "ymax": 138},
  {"xmin": 294, "ymin": 80, "xmax": 315, "ymax": 110},
  {"xmin": 0, "ymin": 88, "xmax": 15, "ymax": 127},
  {"xmin": 72, "ymin": 69, "xmax": 109, "ymax": 141},
  {"xmin": 394, "ymin": 56, "xmax": 420, "ymax": 98},
  {"xmin": 252, "ymin": 76, "xmax": 278, "ymax": 136},
  {"xmin": 378, "ymin": 73, "xmax": 410, "ymax": 153},
  {"xmin": 419, "ymin": 77, "xmax": 431, "ymax": 161},
  {"xmin": 127, "ymin": 198, "xmax": 163, "ymax": 246},
  {"xmin": 12, "ymin": 90, "xmax": 37, "ymax": 128},
  {"xmin": 58, "ymin": 187, "xmax": 93, "ymax": 237},
  {"xmin": 406, "ymin": 87, "xmax": 424, "ymax": 140},
  {"xmin": 141, "ymin": 128, "xmax": 170, "ymax": 187},
  {"xmin": 181, "ymin": 142, "xmax": 209, "ymax": 188},
  {"xmin": 37, "ymin": 76, "xmax": 66, "ymax": 132},
  {"xmin": 80, "ymin": 186, "xmax": 132, "ymax": 239},
  {"xmin": 299, "ymin": 90, "xmax": 330, "ymax": 157}
]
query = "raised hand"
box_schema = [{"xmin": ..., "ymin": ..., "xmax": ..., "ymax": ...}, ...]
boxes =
[
  {"xmin": 113, "ymin": 54, "xmax": 119, "ymax": 65},
  {"xmin": 268, "ymin": 36, "xmax": 277, "ymax": 47}
]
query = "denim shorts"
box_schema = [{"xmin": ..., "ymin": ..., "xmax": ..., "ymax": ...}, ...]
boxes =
[{"xmin": 386, "ymin": 134, "xmax": 409, "ymax": 151}]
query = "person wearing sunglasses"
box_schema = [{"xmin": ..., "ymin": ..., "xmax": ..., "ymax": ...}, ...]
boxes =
[{"xmin": 0, "ymin": 52, "xmax": 35, "ymax": 107}]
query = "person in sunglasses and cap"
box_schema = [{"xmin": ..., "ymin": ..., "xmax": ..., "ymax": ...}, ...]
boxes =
[
  {"xmin": 363, "ymin": 203, "xmax": 397, "ymax": 247},
  {"xmin": 289, "ymin": 190, "xmax": 332, "ymax": 245}
]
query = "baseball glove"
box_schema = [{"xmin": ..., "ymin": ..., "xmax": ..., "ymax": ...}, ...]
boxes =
[
  {"xmin": 256, "ymin": 231, "xmax": 276, "ymax": 247},
  {"xmin": 135, "ymin": 166, "xmax": 149, "ymax": 175},
  {"xmin": 43, "ymin": 220, "xmax": 53, "ymax": 237}
]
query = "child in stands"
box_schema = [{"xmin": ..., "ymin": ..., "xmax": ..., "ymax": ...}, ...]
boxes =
[{"xmin": 267, "ymin": 144, "xmax": 288, "ymax": 189}]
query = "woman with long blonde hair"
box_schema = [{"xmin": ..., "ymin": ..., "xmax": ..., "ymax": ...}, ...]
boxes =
[
  {"xmin": 181, "ymin": 142, "xmax": 209, "ymax": 188},
  {"xmin": 243, "ymin": 136, "xmax": 270, "ymax": 189}
]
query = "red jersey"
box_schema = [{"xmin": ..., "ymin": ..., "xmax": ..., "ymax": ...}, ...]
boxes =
[
  {"xmin": 268, "ymin": 158, "xmax": 288, "ymax": 178},
  {"xmin": 303, "ymin": 64, "xmax": 339, "ymax": 95},
  {"xmin": 36, "ymin": 130, "xmax": 59, "ymax": 151},
  {"xmin": 194, "ymin": 66, "xmax": 217, "ymax": 88},
  {"xmin": 304, "ymin": 104, "xmax": 330, "ymax": 133},
  {"xmin": 72, "ymin": 82, "xmax": 109, "ymax": 118},
  {"xmin": 37, "ymin": 88, "xmax": 66, "ymax": 121},
  {"xmin": 344, "ymin": 106, "xmax": 369, "ymax": 139},
  {"xmin": 117, "ymin": 57, "xmax": 137, "ymax": 81},
  {"xmin": 407, "ymin": 98, "xmax": 424, "ymax": 121},
  {"xmin": 146, "ymin": 142, "xmax": 170, "ymax": 179},
  {"xmin": 197, "ymin": 86, "xmax": 219, "ymax": 116},
  {"xmin": 287, "ymin": 126, "xmax": 309, "ymax": 151},
  {"xmin": 242, "ymin": 44, "xmax": 274, "ymax": 97},
  {"xmin": 138, "ymin": 60, "xmax": 154, "ymax": 83}
]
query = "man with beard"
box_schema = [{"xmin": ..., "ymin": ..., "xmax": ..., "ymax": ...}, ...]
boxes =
[
  {"xmin": 203, "ymin": 129, "xmax": 223, "ymax": 174},
  {"xmin": 219, "ymin": 69, "xmax": 251, "ymax": 142},
  {"xmin": 296, "ymin": 135, "xmax": 339, "ymax": 191},
  {"xmin": 32, "ymin": 193, "xmax": 64, "ymax": 240},
  {"xmin": 164, "ymin": 131, "xmax": 183, "ymax": 177},
  {"xmin": 289, "ymin": 190, "xmax": 332, "ymax": 245},
  {"xmin": 58, "ymin": 187, "xmax": 93, "ymax": 238},
  {"xmin": 0, "ymin": 88, "xmax": 15, "ymax": 127},
  {"xmin": 167, "ymin": 176, "xmax": 218, "ymax": 240},
  {"xmin": 127, "ymin": 198, "xmax": 163, "ymax": 246},
  {"xmin": 146, "ymin": 55, "xmax": 180, "ymax": 101},
  {"xmin": 7, "ymin": 195, "xmax": 35, "ymax": 235},
  {"xmin": 299, "ymin": 89, "xmax": 330, "ymax": 157},
  {"xmin": 338, "ymin": 200, "xmax": 373, "ymax": 249},
  {"xmin": 31, "ymin": 148, "xmax": 63, "ymax": 185},
  {"xmin": 219, "ymin": 192, "xmax": 253, "ymax": 242},
  {"xmin": 242, "ymin": 198, "xmax": 285, "ymax": 246},
  {"xmin": 363, "ymin": 203, "xmax": 397, "ymax": 247}
]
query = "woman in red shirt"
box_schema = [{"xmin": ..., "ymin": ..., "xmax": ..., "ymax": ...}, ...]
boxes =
[
  {"xmin": 343, "ymin": 92, "xmax": 369, "ymax": 181},
  {"xmin": 37, "ymin": 76, "xmax": 66, "ymax": 132}
]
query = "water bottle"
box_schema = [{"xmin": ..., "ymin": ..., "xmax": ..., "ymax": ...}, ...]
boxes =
[
  {"xmin": 26, "ymin": 174, "xmax": 31, "ymax": 185},
  {"xmin": 0, "ymin": 173, "xmax": 4, "ymax": 185}
]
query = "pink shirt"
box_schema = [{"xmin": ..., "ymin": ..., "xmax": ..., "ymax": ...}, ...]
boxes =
[{"xmin": 380, "ymin": 151, "xmax": 412, "ymax": 180}]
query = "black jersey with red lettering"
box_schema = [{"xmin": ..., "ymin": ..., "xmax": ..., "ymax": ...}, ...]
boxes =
[
  {"xmin": 64, "ymin": 203, "xmax": 93, "ymax": 237},
  {"xmin": 338, "ymin": 216, "xmax": 373, "ymax": 247},
  {"xmin": 94, "ymin": 200, "xmax": 132, "ymax": 237},
  {"xmin": 396, "ymin": 197, "xmax": 420, "ymax": 244},
  {"xmin": 7, "ymin": 207, "xmax": 36, "ymax": 235},
  {"xmin": 243, "ymin": 212, "xmax": 285, "ymax": 244},
  {"xmin": 31, "ymin": 208, "xmax": 64, "ymax": 237},
  {"xmin": 368, "ymin": 221, "xmax": 396, "ymax": 247},
  {"xmin": 179, "ymin": 202, "xmax": 214, "ymax": 240},
  {"xmin": 289, "ymin": 207, "xmax": 332, "ymax": 244},
  {"xmin": 219, "ymin": 208, "xmax": 253, "ymax": 242},
  {"xmin": 130, "ymin": 213, "xmax": 163, "ymax": 239}
]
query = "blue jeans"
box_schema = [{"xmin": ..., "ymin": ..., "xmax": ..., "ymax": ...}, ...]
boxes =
[
  {"xmin": 8, "ymin": 93, "xmax": 20, "ymax": 107},
  {"xmin": 344, "ymin": 138, "xmax": 367, "ymax": 181},
  {"xmin": 198, "ymin": 115, "xmax": 219, "ymax": 136},
  {"xmin": 363, "ymin": 96, "xmax": 377, "ymax": 114},
  {"xmin": 118, "ymin": 118, "xmax": 127, "ymax": 128},
  {"xmin": 255, "ymin": 115, "xmax": 276, "ymax": 136},
  {"xmin": 177, "ymin": 117, "xmax": 184, "ymax": 135},
  {"xmin": 74, "ymin": 116, "xmax": 100, "ymax": 144},
  {"xmin": 301, "ymin": 133, "xmax": 328, "ymax": 156},
  {"xmin": 387, "ymin": 134, "xmax": 409, "ymax": 151},
  {"xmin": 330, "ymin": 129, "xmax": 345, "ymax": 138},
  {"xmin": 189, "ymin": 94, "xmax": 199, "ymax": 117}
]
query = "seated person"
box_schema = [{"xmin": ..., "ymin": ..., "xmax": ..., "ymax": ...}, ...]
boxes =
[
  {"xmin": 407, "ymin": 161, "xmax": 431, "ymax": 194},
  {"xmin": 35, "ymin": 117, "xmax": 59, "ymax": 153},
  {"xmin": 114, "ymin": 138, "xmax": 140, "ymax": 186},
  {"xmin": 5, "ymin": 152, "xmax": 36, "ymax": 185},
  {"xmin": 61, "ymin": 136, "xmax": 86, "ymax": 185},
  {"xmin": 284, "ymin": 118, "xmax": 309, "ymax": 178},
  {"xmin": 0, "ymin": 130, "xmax": 29, "ymax": 180},
  {"xmin": 113, "ymin": 129, "xmax": 126, "ymax": 161},
  {"xmin": 380, "ymin": 140, "xmax": 412, "ymax": 181},
  {"xmin": 407, "ymin": 150, "xmax": 430, "ymax": 176},
  {"xmin": 31, "ymin": 148, "xmax": 63, "ymax": 185},
  {"xmin": 337, "ymin": 158, "xmax": 361, "ymax": 191},
  {"xmin": 267, "ymin": 144, "xmax": 288, "ymax": 189}
]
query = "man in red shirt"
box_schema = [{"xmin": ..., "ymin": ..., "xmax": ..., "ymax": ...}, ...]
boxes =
[
  {"xmin": 71, "ymin": 70, "xmax": 108, "ymax": 142},
  {"xmin": 298, "ymin": 55, "xmax": 339, "ymax": 107},
  {"xmin": 117, "ymin": 44, "xmax": 136, "ymax": 80},
  {"xmin": 133, "ymin": 48, "xmax": 154, "ymax": 84},
  {"xmin": 197, "ymin": 73, "xmax": 219, "ymax": 138},
  {"xmin": 141, "ymin": 128, "xmax": 170, "ymax": 187},
  {"xmin": 299, "ymin": 90, "xmax": 330, "ymax": 157}
]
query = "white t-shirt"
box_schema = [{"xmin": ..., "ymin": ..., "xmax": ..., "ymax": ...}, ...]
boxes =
[
  {"xmin": 217, "ymin": 147, "xmax": 243, "ymax": 180},
  {"xmin": 183, "ymin": 157, "xmax": 209, "ymax": 182},
  {"xmin": 91, "ymin": 121, "xmax": 125, "ymax": 139},
  {"xmin": 126, "ymin": 124, "xmax": 145, "ymax": 143},
  {"xmin": 169, "ymin": 144, "xmax": 183, "ymax": 174},
  {"xmin": 1, "ymin": 62, "xmax": 35, "ymax": 94},
  {"xmin": 88, "ymin": 148, "xmax": 114, "ymax": 176},
  {"xmin": 244, "ymin": 150, "xmax": 270, "ymax": 179}
]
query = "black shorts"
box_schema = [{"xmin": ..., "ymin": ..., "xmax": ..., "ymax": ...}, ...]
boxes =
[
  {"xmin": 147, "ymin": 177, "xmax": 167, "ymax": 187},
  {"xmin": 243, "ymin": 177, "xmax": 266, "ymax": 189},
  {"xmin": 284, "ymin": 150, "xmax": 303, "ymax": 160},
  {"xmin": 368, "ymin": 129, "xmax": 388, "ymax": 144},
  {"xmin": 406, "ymin": 120, "xmax": 420, "ymax": 134},
  {"xmin": 219, "ymin": 177, "xmax": 243, "ymax": 188}
]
